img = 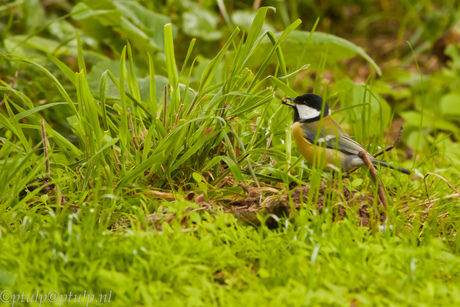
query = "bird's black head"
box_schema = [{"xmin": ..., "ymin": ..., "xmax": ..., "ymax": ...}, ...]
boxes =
[{"xmin": 282, "ymin": 94, "xmax": 330, "ymax": 123}]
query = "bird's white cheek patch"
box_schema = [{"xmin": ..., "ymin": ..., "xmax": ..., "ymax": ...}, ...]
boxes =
[{"xmin": 296, "ymin": 105, "xmax": 321, "ymax": 120}]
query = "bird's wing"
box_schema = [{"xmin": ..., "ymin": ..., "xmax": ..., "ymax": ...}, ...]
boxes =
[{"xmin": 300, "ymin": 125, "xmax": 365, "ymax": 155}]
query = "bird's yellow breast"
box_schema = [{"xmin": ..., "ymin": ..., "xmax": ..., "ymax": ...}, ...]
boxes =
[{"xmin": 291, "ymin": 121, "xmax": 343, "ymax": 170}]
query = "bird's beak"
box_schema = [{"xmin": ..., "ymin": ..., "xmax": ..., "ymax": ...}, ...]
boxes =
[{"xmin": 281, "ymin": 97, "xmax": 296, "ymax": 107}]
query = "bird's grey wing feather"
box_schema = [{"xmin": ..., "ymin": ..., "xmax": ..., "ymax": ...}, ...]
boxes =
[{"xmin": 300, "ymin": 125, "xmax": 365, "ymax": 156}]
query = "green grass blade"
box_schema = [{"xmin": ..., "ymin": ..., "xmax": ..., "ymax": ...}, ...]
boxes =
[
  {"xmin": 100, "ymin": 70, "xmax": 109, "ymax": 130},
  {"xmin": 237, "ymin": 7, "xmax": 275, "ymax": 72},
  {"xmin": 127, "ymin": 41, "xmax": 141, "ymax": 102},
  {"xmin": 48, "ymin": 54, "xmax": 76, "ymax": 84},
  {"xmin": 148, "ymin": 52, "xmax": 157, "ymax": 121},
  {"xmin": 220, "ymin": 155, "xmax": 244, "ymax": 182},
  {"xmin": 199, "ymin": 27, "xmax": 240, "ymax": 93},
  {"xmin": 76, "ymin": 32, "xmax": 87, "ymax": 75},
  {"xmin": 164, "ymin": 23, "xmax": 180, "ymax": 104},
  {"xmin": 248, "ymin": 19, "xmax": 302, "ymax": 92},
  {"xmin": 119, "ymin": 46, "xmax": 129, "ymax": 149},
  {"xmin": 0, "ymin": 54, "xmax": 76, "ymax": 114}
]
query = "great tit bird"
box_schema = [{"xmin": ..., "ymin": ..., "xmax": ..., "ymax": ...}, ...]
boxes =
[{"xmin": 282, "ymin": 94, "xmax": 410, "ymax": 175}]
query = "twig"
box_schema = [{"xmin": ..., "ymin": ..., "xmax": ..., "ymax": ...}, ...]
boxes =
[
  {"xmin": 113, "ymin": 148, "xmax": 121, "ymax": 170},
  {"xmin": 0, "ymin": 71, "xmax": 18, "ymax": 107},
  {"xmin": 373, "ymin": 126, "xmax": 403, "ymax": 158},
  {"xmin": 417, "ymin": 193, "xmax": 459, "ymax": 207},
  {"xmin": 40, "ymin": 119, "xmax": 50, "ymax": 177},
  {"xmin": 253, "ymin": 0, "xmax": 262, "ymax": 11},
  {"xmin": 163, "ymin": 86, "xmax": 168, "ymax": 131},
  {"xmin": 358, "ymin": 150, "xmax": 387, "ymax": 207}
]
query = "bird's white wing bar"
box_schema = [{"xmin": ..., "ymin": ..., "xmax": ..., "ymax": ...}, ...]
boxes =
[{"xmin": 317, "ymin": 134, "xmax": 336, "ymax": 143}]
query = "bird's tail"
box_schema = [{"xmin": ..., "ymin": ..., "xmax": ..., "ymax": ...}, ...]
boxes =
[{"xmin": 372, "ymin": 159, "xmax": 411, "ymax": 175}]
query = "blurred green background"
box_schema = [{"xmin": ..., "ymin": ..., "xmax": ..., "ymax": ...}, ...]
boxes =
[{"xmin": 2, "ymin": 0, "xmax": 460, "ymax": 170}]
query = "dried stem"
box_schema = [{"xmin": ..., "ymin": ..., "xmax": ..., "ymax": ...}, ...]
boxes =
[
  {"xmin": 253, "ymin": 0, "xmax": 262, "ymax": 11},
  {"xmin": 358, "ymin": 150, "xmax": 387, "ymax": 207},
  {"xmin": 113, "ymin": 148, "xmax": 121, "ymax": 170},
  {"xmin": 418, "ymin": 193, "xmax": 460, "ymax": 207}
]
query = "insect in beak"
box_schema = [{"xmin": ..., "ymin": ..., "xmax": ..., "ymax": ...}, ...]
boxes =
[{"xmin": 281, "ymin": 97, "xmax": 296, "ymax": 107}]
